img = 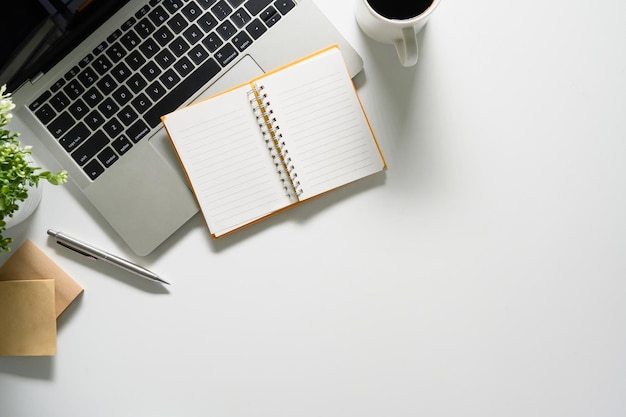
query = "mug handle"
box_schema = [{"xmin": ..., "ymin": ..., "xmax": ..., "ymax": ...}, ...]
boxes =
[{"xmin": 394, "ymin": 27, "xmax": 419, "ymax": 67}]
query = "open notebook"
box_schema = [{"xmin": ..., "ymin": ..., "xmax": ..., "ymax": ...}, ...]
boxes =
[{"xmin": 162, "ymin": 45, "xmax": 385, "ymax": 238}]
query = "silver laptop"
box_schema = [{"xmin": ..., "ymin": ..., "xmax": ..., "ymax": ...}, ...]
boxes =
[{"xmin": 3, "ymin": 0, "xmax": 363, "ymax": 255}]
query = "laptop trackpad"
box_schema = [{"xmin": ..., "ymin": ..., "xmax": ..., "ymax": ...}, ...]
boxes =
[{"xmin": 149, "ymin": 55, "xmax": 265, "ymax": 175}]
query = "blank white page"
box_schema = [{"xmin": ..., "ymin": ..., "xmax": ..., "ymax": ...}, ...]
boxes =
[
  {"xmin": 258, "ymin": 47, "xmax": 385, "ymax": 200},
  {"xmin": 163, "ymin": 84, "xmax": 292, "ymax": 237}
]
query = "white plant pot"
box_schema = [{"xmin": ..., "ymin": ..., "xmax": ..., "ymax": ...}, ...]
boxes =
[{"xmin": 3, "ymin": 182, "xmax": 43, "ymax": 230}]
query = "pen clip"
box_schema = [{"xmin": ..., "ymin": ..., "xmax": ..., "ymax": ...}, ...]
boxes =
[{"xmin": 56, "ymin": 240, "xmax": 98, "ymax": 260}]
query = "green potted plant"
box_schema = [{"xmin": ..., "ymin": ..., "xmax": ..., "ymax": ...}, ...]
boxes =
[{"xmin": 0, "ymin": 85, "xmax": 68, "ymax": 252}]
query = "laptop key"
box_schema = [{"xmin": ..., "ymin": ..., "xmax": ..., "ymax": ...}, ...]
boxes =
[
  {"xmin": 136, "ymin": 18, "xmax": 156, "ymax": 37},
  {"xmin": 78, "ymin": 67, "xmax": 99, "ymax": 85},
  {"xmin": 107, "ymin": 29, "xmax": 123, "ymax": 44},
  {"xmin": 217, "ymin": 20, "xmax": 237, "ymax": 40},
  {"xmin": 50, "ymin": 92, "xmax": 71, "ymax": 112},
  {"xmin": 227, "ymin": 0, "xmax": 246, "ymax": 7},
  {"xmin": 121, "ymin": 30, "xmax": 141, "ymax": 51},
  {"xmin": 148, "ymin": 6, "xmax": 169, "ymax": 26},
  {"xmin": 34, "ymin": 104, "xmax": 56, "ymax": 124},
  {"xmin": 127, "ymin": 119, "xmax": 150, "ymax": 143},
  {"xmin": 98, "ymin": 98, "xmax": 120, "ymax": 118},
  {"xmin": 167, "ymin": 14, "xmax": 189, "ymax": 34},
  {"xmin": 112, "ymin": 85, "xmax": 133, "ymax": 106},
  {"xmin": 245, "ymin": 0, "xmax": 272, "ymax": 16},
  {"xmin": 144, "ymin": 57, "xmax": 221, "ymax": 127},
  {"xmin": 232, "ymin": 31, "xmax": 252, "ymax": 51},
  {"xmin": 83, "ymin": 159, "xmax": 105, "ymax": 180},
  {"xmin": 29, "ymin": 91, "xmax": 52, "ymax": 112},
  {"xmin": 160, "ymin": 69, "xmax": 181, "ymax": 89},
  {"xmin": 126, "ymin": 50, "xmax": 147, "ymax": 71},
  {"xmin": 182, "ymin": 3, "xmax": 203, "ymax": 21},
  {"xmin": 155, "ymin": 26, "xmax": 176, "ymax": 46},
  {"xmin": 202, "ymin": 32, "xmax": 223, "ymax": 52},
  {"xmin": 215, "ymin": 43, "xmax": 238, "ymax": 67},
  {"xmin": 135, "ymin": 5, "xmax": 151, "ymax": 19},
  {"xmin": 112, "ymin": 62, "xmax": 133, "ymax": 83},
  {"xmin": 103, "ymin": 118, "xmax": 125, "ymax": 138},
  {"xmin": 98, "ymin": 147, "xmax": 119, "ymax": 168},
  {"xmin": 112, "ymin": 135, "xmax": 133, "ymax": 155},
  {"xmin": 92, "ymin": 55, "xmax": 113, "ymax": 75},
  {"xmin": 122, "ymin": 17, "xmax": 137, "ymax": 32},
  {"xmin": 245, "ymin": 18, "xmax": 267, "ymax": 39},
  {"xmin": 198, "ymin": 12, "xmax": 218, "ymax": 32},
  {"xmin": 128, "ymin": 73, "xmax": 148, "ymax": 94},
  {"xmin": 196, "ymin": 0, "xmax": 218, "ymax": 10},
  {"xmin": 173, "ymin": 56, "xmax": 194, "ymax": 77},
  {"xmin": 212, "ymin": 1, "xmax": 232, "ymax": 20},
  {"xmin": 64, "ymin": 81, "xmax": 84, "ymax": 100},
  {"xmin": 68, "ymin": 99, "xmax": 90, "ymax": 119},
  {"xmin": 72, "ymin": 130, "xmax": 110, "ymax": 166},
  {"xmin": 183, "ymin": 24, "xmax": 204, "ymax": 45},
  {"xmin": 231, "ymin": 8, "xmax": 252, "ymax": 28},
  {"xmin": 93, "ymin": 41, "xmax": 108, "ymax": 56},
  {"xmin": 155, "ymin": 49, "xmax": 176, "ymax": 69},
  {"xmin": 261, "ymin": 7, "xmax": 280, "ymax": 27},
  {"xmin": 48, "ymin": 111, "xmax": 75, "ymax": 138},
  {"xmin": 131, "ymin": 93, "xmax": 152, "ymax": 114},
  {"xmin": 50, "ymin": 78, "xmax": 66, "ymax": 93},
  {"xmin": 146, "ymin": 81, "xmax": 167, "ymax": 102},
  {"xmin": 79, "ymin": 54, "xmax": 94, "ymax": 68},
  {"xmin": 106, "ymin": 42, "xmax": 127, "ymax": 63},
  {"xmin": 170, "ymin": 37, "xmax": 191, "ymax": 57},
  {"xmin": 140, "ymin": 61, "xmax": 162, "ymax": 82},
  {"xmin": 117, "ymin": 106, "xmax": 139, "ymax": 126},
  {"xmin": 64, "ymin": 66, "xmax": 81, "ymax": 81},
  {"xmin": 84, "ymin": 87, "xmax": 105, "ymax": 108},
  {"xmin": 274, "ymin": 0, "xmax": 295, "ymax": 15},
  {"xmin": 60, "ymin": 122, "xmax": 90, "ymax": 152},
  {"xmin": 85, "ymin": 110, "xmax": 106, "ymax": 131},
  {"xmin": 139, "ymin": 38, "xmax": 160, "ymax": 59},
  {"xmin": 163, "ymin": 0, "xmax": 184, "ymax": 14},
  {"xmin": 188, "ymin": 44, "xmax": 210, "ymax": 64}
]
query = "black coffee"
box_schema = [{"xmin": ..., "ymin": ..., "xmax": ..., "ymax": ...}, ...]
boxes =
[{"xmin": 367, "ymin": 0, "xmax": 434, "ymax": 20}]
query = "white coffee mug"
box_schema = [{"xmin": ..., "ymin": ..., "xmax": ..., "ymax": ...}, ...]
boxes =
[{"xmin": 355, "ymin": 0, "xmax": 441, "ymax": 67}]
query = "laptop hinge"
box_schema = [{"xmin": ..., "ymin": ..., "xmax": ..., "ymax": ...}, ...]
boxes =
[{"xmin": 30, "ymin": 72, "xmax": 46, "ymax": 85}]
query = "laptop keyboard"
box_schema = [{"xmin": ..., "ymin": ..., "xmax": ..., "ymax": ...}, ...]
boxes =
[{"xmin": 28, "ymin": 0, "xmax": 296, "ymax": 181}]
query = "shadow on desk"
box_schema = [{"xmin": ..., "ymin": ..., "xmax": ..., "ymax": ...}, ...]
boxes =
[
  {"xmin": 0, "ymin": 355, "xmax": 54, "ymax": 380},
  {"xmin": 148, "ymin": 169, "xmax": 388, "ymax": 257},
  {"xmin": 354, "ymin": 25, "xmax": 432, "ymax": 130}
]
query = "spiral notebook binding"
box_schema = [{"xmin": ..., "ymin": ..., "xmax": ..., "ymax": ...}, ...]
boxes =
[{"xmin": 248, "ymin": 84, "xmax": 303, "ymax": 199}]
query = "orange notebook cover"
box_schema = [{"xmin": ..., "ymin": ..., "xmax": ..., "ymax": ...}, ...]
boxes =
[{"xmin": 162, "ymin": 45, "xmax": 385, "ymax": 238}]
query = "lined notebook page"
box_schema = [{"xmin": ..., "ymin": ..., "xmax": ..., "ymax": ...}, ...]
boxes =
[
  {"xmin": 163, "ymin": 84, "xmax": 291, "ymax": 236},
  {"xmin": 258, "ymin": 47, "xmax": 384, "ymax": 200}
]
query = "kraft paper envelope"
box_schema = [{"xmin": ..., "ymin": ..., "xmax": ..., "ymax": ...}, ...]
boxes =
[
  {"xmin": 0, "ymin": 240, "xmax": 84, "ymax": 317},
  {"xmin": 0, "ymin": 279, "xmax": 57, "ymax": 356}
]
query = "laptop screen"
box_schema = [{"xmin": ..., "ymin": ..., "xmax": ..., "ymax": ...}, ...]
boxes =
[{"xmin": 1, "ymin": 0, "xmax": 130, "ymax": 91}]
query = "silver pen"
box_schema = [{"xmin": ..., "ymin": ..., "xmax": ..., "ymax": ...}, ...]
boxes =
[{"xmin": 47, "ymin": 229, "xmax": 169, "ymax": 285}]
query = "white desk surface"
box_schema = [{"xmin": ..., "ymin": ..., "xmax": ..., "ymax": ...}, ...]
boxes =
[{"xmin": 2, "ymin": 0, "xmax": 626, "ymax": 415}]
